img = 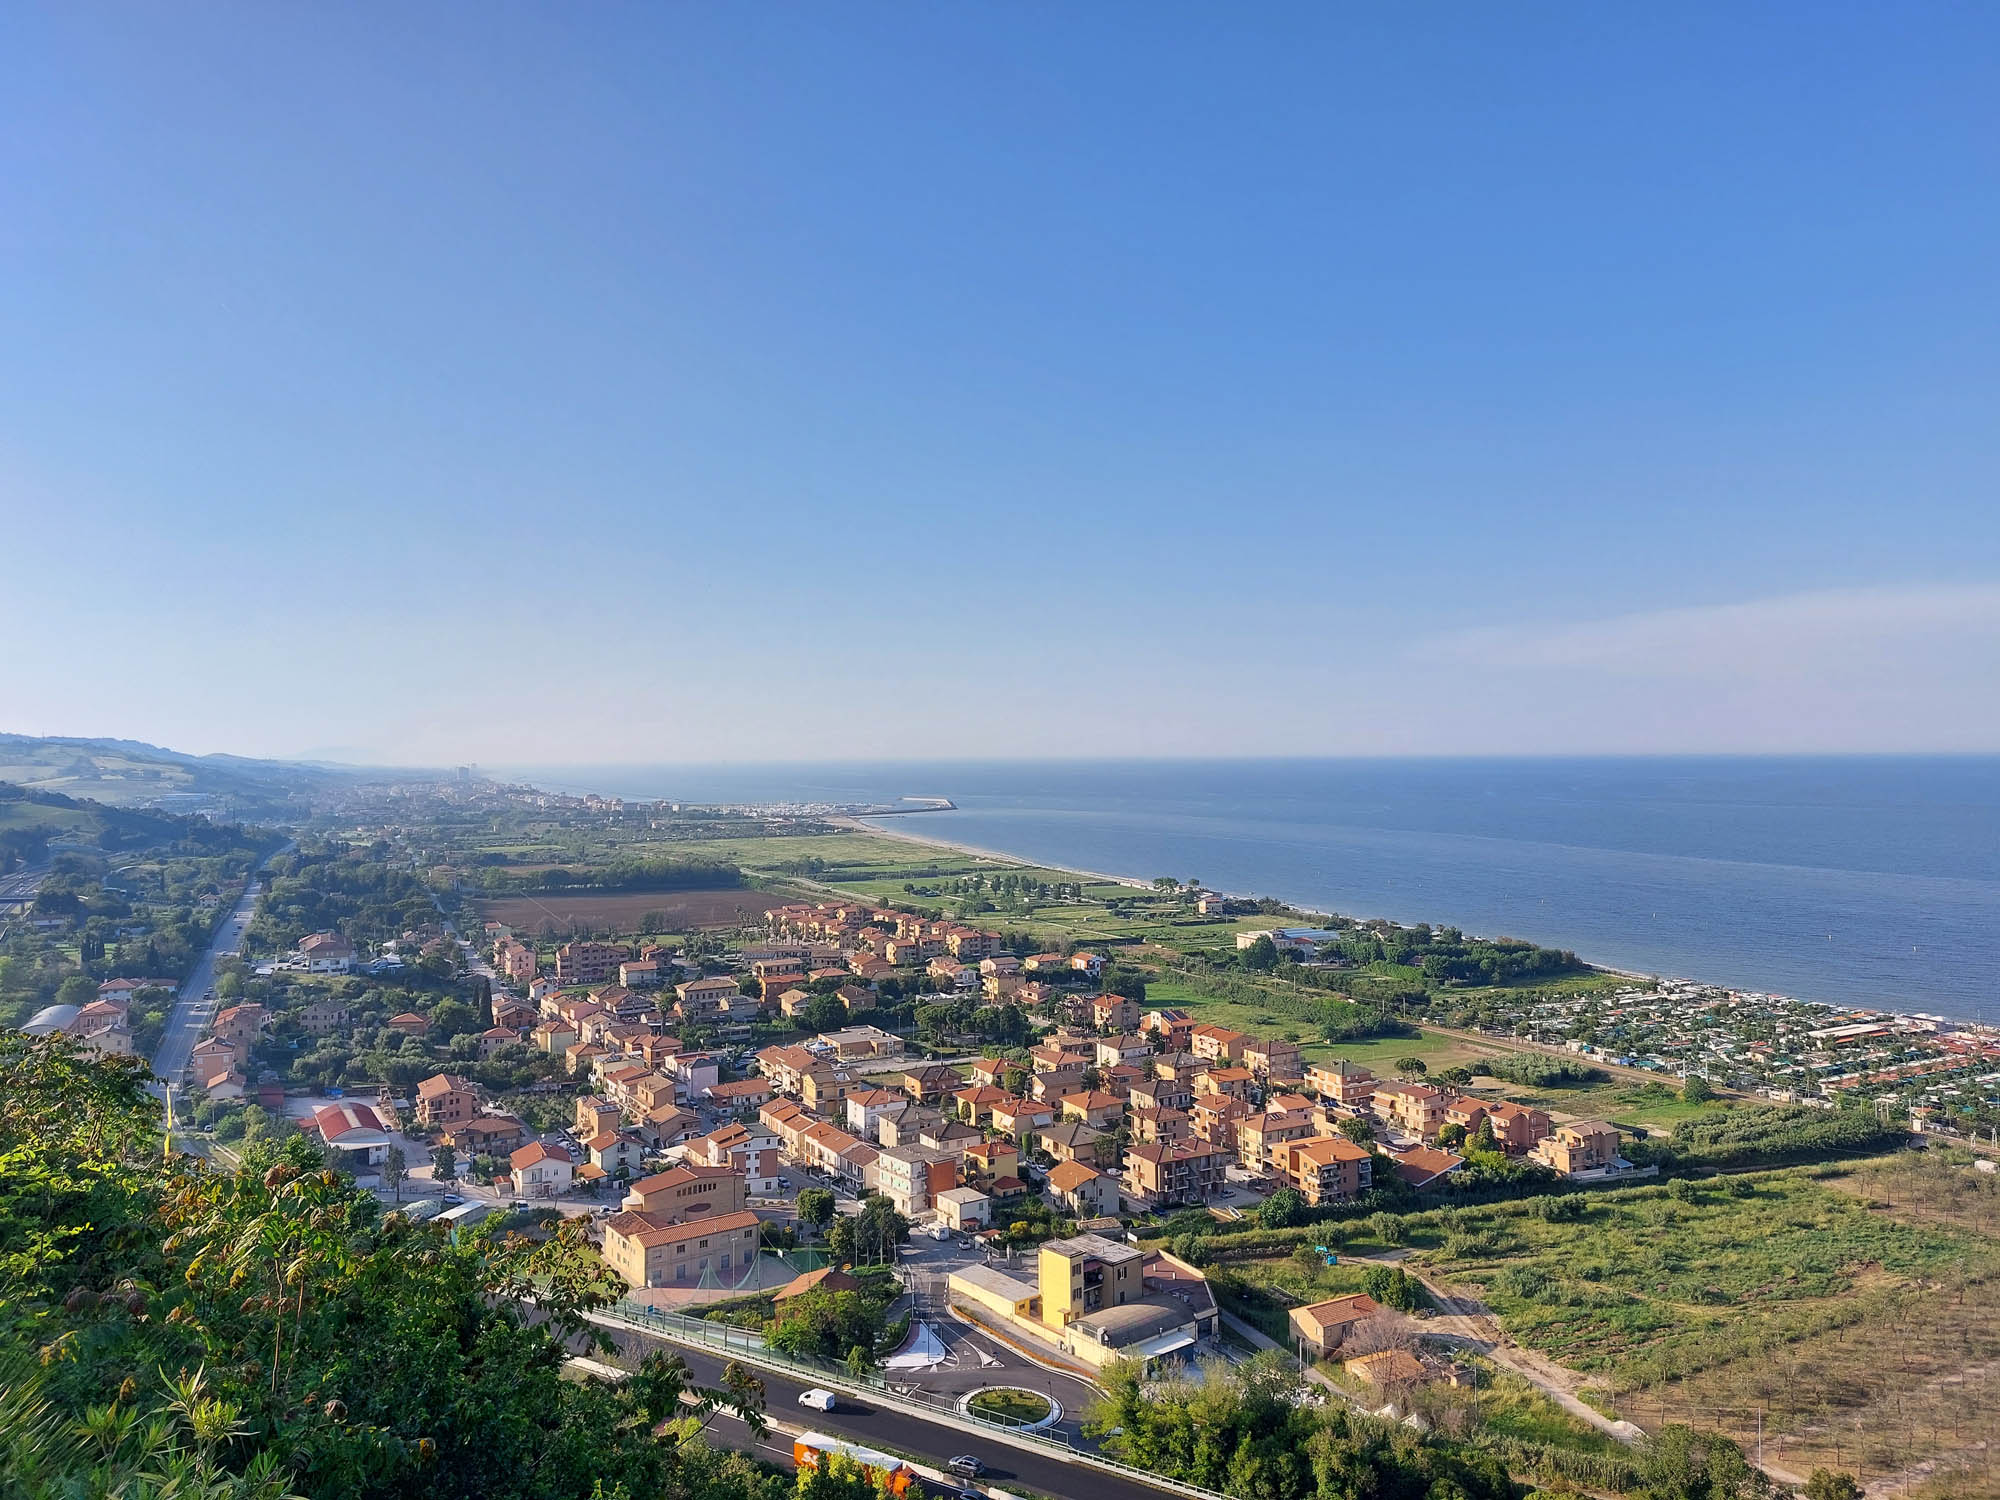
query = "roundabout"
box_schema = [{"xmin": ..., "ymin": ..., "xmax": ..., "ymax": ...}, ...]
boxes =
[{"xmin": 960, "ymin": 1386, "xmax": 1062, "ymax": 1432}]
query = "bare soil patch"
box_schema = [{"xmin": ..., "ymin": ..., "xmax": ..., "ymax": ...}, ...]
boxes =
[{"xmin": 478, "ymin": 888, "xmax": 792, "ymax": 936}]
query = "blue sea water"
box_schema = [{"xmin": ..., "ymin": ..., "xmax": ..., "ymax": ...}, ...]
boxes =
[{"xmin": 505, "ymin": 758, "xmax": 2000, "ymax": 1022}]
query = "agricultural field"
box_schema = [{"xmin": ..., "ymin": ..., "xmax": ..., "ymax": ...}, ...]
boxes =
[
  {"xmin": 1408, "ymin": 1153, "xmax": 2000, "ymax": 1495},
  {"xmin": 477, "ymin": 887, "xmax": 795, "ymax": 936}
]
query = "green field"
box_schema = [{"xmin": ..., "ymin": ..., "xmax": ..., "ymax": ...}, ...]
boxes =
[{"xmin": 1409, "ymin": 1154, "xmax": 2000, "ymax": 1490}]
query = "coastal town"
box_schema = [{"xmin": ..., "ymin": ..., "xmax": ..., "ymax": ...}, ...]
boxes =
[{"xmin": 7, "ymin": 764, "xmax": 1998, "ymax": 1500}]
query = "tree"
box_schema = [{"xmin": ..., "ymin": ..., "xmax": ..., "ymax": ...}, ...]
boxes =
[
  {"xmin": 1259, "ymin": 1186, "xmax": 1307, "ymax": 1229},
  {"xmin": 1393, "ymin": 1056, "xmax": 1428, "ymax": 1079},
  {"xmin": 802, "ymin": 993, "xmax": 847, "ymax": 1034},
  {"xmin": 826, "ymin": 1215, "xmax": 858, "ymax": 1267},
  {"xmin": 1242, "ymin": 936, "xmax": 1280, "ymax": 971},
  {"xmin": 54, "ymin": 974, "xmax": 98, "ymax": 1009},
  {"xmin": 1635, "ymin": 1424, "xmax": 1770, "ymax": 1500},
  {"xmin": 1436, "ymin": 1122, "xmax": 1467, "ymax": 1148},
  {"xmin": 382, "ymin": 1143, "xmax": 407, "ymax": 1202},
  {"xmin": 216, "ymin": 970, "xmax": 245, "ymax": 1000},
  {"xmin": 0, "ymin": 1032, "xmax": 792, "ymax": 1500},
  {"xmin": 796, "ymin": 1188, "xmax": 836, "ymax": 1238},
  {"xmin": 431, "ymin": 1144, "xmax": 458, "ymax": 1182},
  {"xmin": 766, "ymin": 1289, "xmax": 887, "ymax": 1362},
  {"xmin": 1804, "ymin": 1471, "xmax": 1862, "ymax": 1500},
  {"xmin": 1682, "ymin": 1074, "xmax": 1716, "ymax": 1104},
  {"xmin": 1362, "ymin": 1264, "xmax": 1422, "ymax": 1312},
  {"xmin": 796, "ymin": 1451, "xmax": 890, "ymax": 1500},
  {"xmin": 1337, "ymin": 1115, "xmax": 1375, "ymax": 1145}
]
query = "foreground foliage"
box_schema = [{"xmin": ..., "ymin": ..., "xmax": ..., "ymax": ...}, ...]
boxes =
[{"xmin": 0, "ymin": 1034, "xmax": 775, "ymax": 1500}]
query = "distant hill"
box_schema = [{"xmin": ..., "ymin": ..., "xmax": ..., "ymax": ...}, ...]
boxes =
[
  {"xmin": 0, "ymin": 732, "xmax": 390, "ymax": 820},
  {"xmin": 0, "ymin": 782, "xmax": 274, "ymax": 869}
]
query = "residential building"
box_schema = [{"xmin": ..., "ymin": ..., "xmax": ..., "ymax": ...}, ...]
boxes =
[
  {"xmin": 414, "ymin": 1073, "xmax": 479, "ymax": 1130},
  {"xmin": 1533, "ymin": 1120, "xmax": 1623, "ymax": 1175},
  {"xmin": 555, "ymin": 941, "xmax": 630, "ymax": 986},
  {"xmin": 624, "ymin": 1164, "xmax": 748, "ymax": 1220},
  {"xmin": 600, "ymin": 1208, "xmax": 761, "ymax": 1290},
  {"xmin": 1038, "ymin": 1120, "xmax": 1112, "ymax": 1168},
  {"xmin": 689, "ymin": 1071, "xmax": 764, "ymax": 1111},
  {"xmin": 1283, "ymin": 1135, "xmax": 1375, "ymax": 1206},
  {"xmin": 1038, "ymin": 1232, "xmax": 1142, "ymax": 1330},
  {"xmin": 874, "ymin": 1145, "xmax": 959, "ymax": 1218},
  {"xmin": 1194, "ymin": 1066, "xmax": 1254, "ymax": 1102},
  {"xmin": 1047, "ymin": 1160, "xmax": 1117, "ymax": 1218},
  {"xmin": 1306, "ymin": 1059, "xmax": 1377, "ymax": 1109},
  {"xmin": 1235, "ymin": 1106, "xmax": 1315, "ymax": 1173},
  {"xmin": 1061, "ymin": 1090, "xmax": 1126, "ymax": 1131},
  {"xmin": 961, "ymin": 1139, "xmax": 1019, "ymax": 1186},
  {"xmin": 1129, "ymin": 1105, "xmax": 1192, "ymax": 1144},
  {"xmin": 1189, "ymin": 1024, "xmax": 1247, "ymax": 1063},
  {"xmin": 1242, "ymin": 1038, "xmax": 1304, "ymax": 1080},
  {"xmin": 448, "ymin": 1115, "xmax": 528, "ymax": 1156},
  {"xmin": 1289, "ymin": 1293, "xmax": 1383, "ymax": 1356},
  {"xmin": 935, "ymin": 1186, "xmax": 991, "ymax": 1231},
  {"xmin": 816, "ymin": 1025, "xmax": 904, "ymax": 1061},
  {"xmin": 1384, "ymin": 1144, "xmax": 1466, "ymax": 1189},
  {"xmin": 298, "ymin": 932, "xmax": 356, "ymax": 973},
  {"xmin": 1372, "ymin": 1081, "xmax": 1447, "ymax": 1138},
  {"xmin": 1122, "ymin": 1140, "xmax": 1227, "ymax": 1208},
  {"xmin": 1091, "ymin": 994, "xmax": 1140, "ymax": 1032},
  {"xmin": 675, "ymin": 975, "xmax": 742, "ymax": 1016},
  {"xmin": 510, "ymin": 1143, "xmax": 573, "ymax": 1198},
  {"xmin": 899, "ymin": 1064, "xmax": 962, "ymax": 1104},
  {"xmin": 990, "ymin": 1096, "xmax": 1055, "ymax": 1142},
  {"xmin": 301, "ymin": 998, "xmax": 352, "ymax": 1035}
]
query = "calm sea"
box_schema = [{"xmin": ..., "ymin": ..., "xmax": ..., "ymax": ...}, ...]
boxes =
[{"xmin": 504, "ymin": 758, "xmax": 2000, "ymax": 1022}]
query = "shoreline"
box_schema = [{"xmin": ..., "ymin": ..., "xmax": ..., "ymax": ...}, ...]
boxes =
[
  {"xmin": 832, "ymin": 817, "xmax": 1840, "ymax": 1014},
  {"xmin": 831, "ymin": 815, "xmax": 1166, "ymax": 897}
]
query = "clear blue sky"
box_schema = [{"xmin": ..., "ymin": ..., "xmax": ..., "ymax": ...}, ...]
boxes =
[{"xmin": 4, "ymin": 5, "xmax": 1997, "ymax": 764}]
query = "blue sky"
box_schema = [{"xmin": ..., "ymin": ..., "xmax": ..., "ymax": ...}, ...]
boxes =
[{"xmin": 4, "ymin": 4, "xmax": 1997, "ymax": 763}]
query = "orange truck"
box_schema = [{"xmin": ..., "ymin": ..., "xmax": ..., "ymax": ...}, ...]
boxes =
[{"xmin": 792, "ymin": 1432, "xmax": 917, "ymax": 1497}]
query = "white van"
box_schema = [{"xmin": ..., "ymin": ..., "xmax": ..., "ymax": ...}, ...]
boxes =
[{"xmin": 797, "ymin": 1388, "xmax": 838, "ymax": 1413}]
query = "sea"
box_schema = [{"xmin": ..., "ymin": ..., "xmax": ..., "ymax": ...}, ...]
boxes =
[{"xmin": 502, "ymin": 758, "xmax": 2000, "ymax": 1024}]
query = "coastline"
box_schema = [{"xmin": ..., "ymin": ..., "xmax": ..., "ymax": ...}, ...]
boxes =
[
  {"xmin": 832, "ymin": 815, "xmax": 1167, "ymax": 897},
  {"xmin": 839, "ymin": 815, "xmax": 1751, "ymax": 1000}
]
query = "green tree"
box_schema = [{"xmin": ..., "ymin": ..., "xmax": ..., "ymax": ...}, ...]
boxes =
[
  {"xmin": 1436, "ymin": 1122, "xmax": 1468, "ymax": 1148},
  {"xmin": 1259, "ymin": 1186, "xmax": 1308, "ymax": 1229},
  {"xmin": 1337, "ymin": 1115, "xmax": 1375, "ymax": 1145},
  {"xmin": 1393, "ymin": 1056, "xmax": 1428, "ymax": 1079},
  {"xmin": 795, "ymin": 1188, "xmax": 836, "ymax": 1237},
  {"xmin": 217, "ymin": 970, "xmax": 245, "ymax": 1000},
  {"xmin": 382, "ymin": 1143, "xmax": 407, "ymax": 1202},
  {"xmin": 55, "ymin": 974, "xmax": 98, "ymax": 1009},
  {"xmin": 1804, "ymin": 1470, "xmax": 1862, "ymax": 1500},
  {"xmin": 796, "ymin": 1451, "xmax": 891, "ymax": 1500},
  {"xmin": 1682, "ymin": 1074, "xmax": 1717, "ymax": 1104},
  {"xmin": 1242, "ymin": 936, "xmax": 1280, "ymax": 971},
  {"xmin": 431, "ymin": 1144, "xmax": 458, "ymax": 1182},
  {"xmin": 1362, "ymin": 1264, "xmax": 1423, "ymax": 1312}
]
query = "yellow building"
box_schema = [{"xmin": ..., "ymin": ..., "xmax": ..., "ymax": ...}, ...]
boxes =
[{"xmin": 1037, "ymin": 1232, "xmax": 1143, "ymax": 1330}]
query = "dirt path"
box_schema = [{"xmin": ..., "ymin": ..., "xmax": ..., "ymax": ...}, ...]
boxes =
[{"xmin": 1402, "ymin": 1264, "xmax": 1814, "ymax": 1489}]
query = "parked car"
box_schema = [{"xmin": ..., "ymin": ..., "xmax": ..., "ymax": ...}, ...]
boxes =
[
  {"xmin": 947, "ymin": 1457, "xmax": 984, "ymax": 1479},
  {"xmin": 797, "ymin": 1388, "xmax": 838, "ymax": 1413}
]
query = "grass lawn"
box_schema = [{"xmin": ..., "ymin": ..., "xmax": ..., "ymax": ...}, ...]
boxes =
[{"xmin": 965, "ymin": 1388, "xmax": 1055, "ymax": 1425}]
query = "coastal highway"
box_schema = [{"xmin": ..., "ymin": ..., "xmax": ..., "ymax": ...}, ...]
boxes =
[{"xmin": 590, "ymin": 1326, "xmax": 1173, "ymax": 1500}]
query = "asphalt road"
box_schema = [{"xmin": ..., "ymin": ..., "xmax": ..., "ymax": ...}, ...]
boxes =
[
  {"xmin": 595, "ymin": 1330, "xmax": 1168, "ymax": 1500},
  {"xmin": 151, "ymin": 878, "xmax": 262, "ymax": 1085}
]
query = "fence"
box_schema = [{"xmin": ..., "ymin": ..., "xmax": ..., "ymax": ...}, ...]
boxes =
[{"xmin": 593, "ymin": 1298, "xmax": 1236, "ymax": 1500}]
